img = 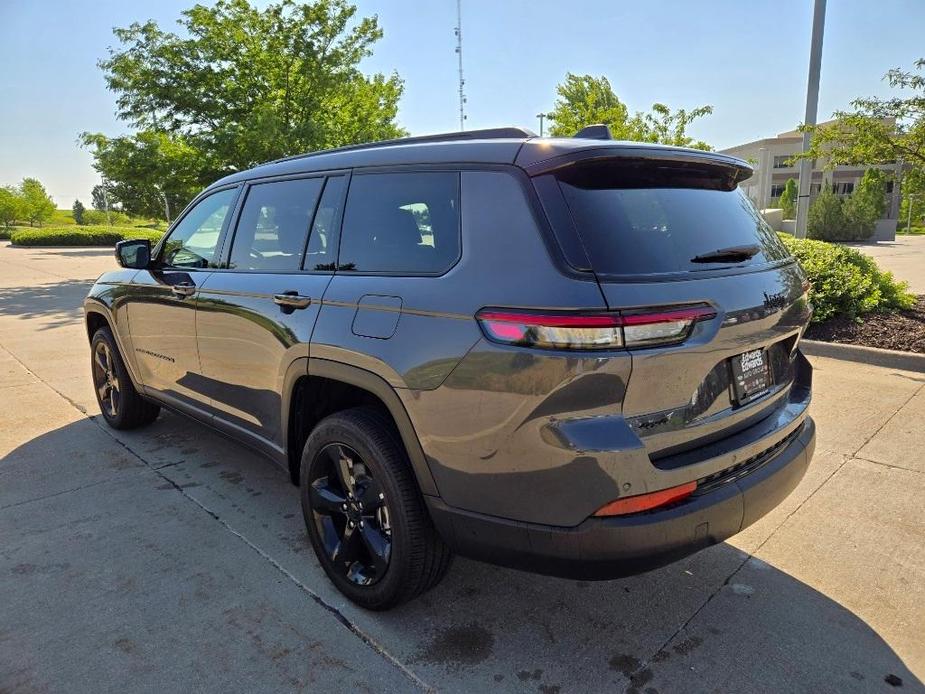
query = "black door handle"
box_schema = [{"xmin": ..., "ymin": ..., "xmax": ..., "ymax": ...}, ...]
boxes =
[
  {"xmin": 171, "ymin": 282, "xmax": 196, "ymax": 298},
  {"xmin": 273, "ymin": 292, "xmax": 311, "ymax": 310}
]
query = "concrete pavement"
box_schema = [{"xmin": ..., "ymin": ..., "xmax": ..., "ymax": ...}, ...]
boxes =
[
  {"xmin": 848, "ymin": 234, "xmax": 925, "ymax": 294},
  {"xmin": 1, "ymin": 242, "xmax": 923, "ymax": 693}
]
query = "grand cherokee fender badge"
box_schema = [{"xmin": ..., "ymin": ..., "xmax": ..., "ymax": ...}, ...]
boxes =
[{"xmin": 135, "ymin": 348, "xmax": 175, "ymax": 363}]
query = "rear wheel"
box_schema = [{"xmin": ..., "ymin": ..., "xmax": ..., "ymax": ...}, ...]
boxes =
[
  {"xmin": 91, "ymin": 327, "xmax": 160, "ymax": 430},
  {"xmin": 300, "ymin": 407, "xmax": 452, "ymax": 610}
]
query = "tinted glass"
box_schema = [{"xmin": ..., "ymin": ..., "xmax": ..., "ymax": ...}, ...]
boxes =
[
  {"xmin": 306, "ymin": 176, "xmax": 346, "ymax": 271},
  {"xmin": 557, "ymin": 164, "xmax": 790, "ymax": 276},
  {"xmin": 229, "ymin": 178, "xmax": 323, "ymax": 271},
  {"xmin": 161, "ymin": 188, "xmax": 236, "ymax": 268},
  {"xmin": 338, "ymin": 172, "xmax": 460, "ymax": 274}
]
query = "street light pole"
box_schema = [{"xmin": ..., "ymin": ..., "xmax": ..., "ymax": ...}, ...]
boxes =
[
  {"xmin": 536, "ymin": 113, "xmax": 546, "ymax": 136},
  {"xmin": 795, "ymin": 0, "xmax": 826, "ymax": 239},
  {"xmin": 908, "ymin": 194, "xmax": 917, "ymax": 232}
]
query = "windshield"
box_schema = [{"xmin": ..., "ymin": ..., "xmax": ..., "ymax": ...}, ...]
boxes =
[{"xmin": 556, "ymin": 162, "xmax": 790, "ymax": 276}]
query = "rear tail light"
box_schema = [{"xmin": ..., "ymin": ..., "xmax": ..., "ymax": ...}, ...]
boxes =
[
  {"xmin": 476, "ymin": 305, "xmax": 715, "ymax": 351},
  {"xmin": 593, "ymin": 481, "xmax": 697, "ymax": 517}
]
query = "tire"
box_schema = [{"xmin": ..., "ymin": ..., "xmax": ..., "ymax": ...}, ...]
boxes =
[
  {"xmin": 300, "ymin": 407, "xmax": 452, "ymax": 610},
  {"xmin": 90, "ymin": 327, "xmax": 160, "ymax": 430}
]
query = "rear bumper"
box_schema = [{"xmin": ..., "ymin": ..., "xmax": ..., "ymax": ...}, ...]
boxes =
[{"xmin": 427, "ymin": 416, "xmax": 815, "ymax": 580}]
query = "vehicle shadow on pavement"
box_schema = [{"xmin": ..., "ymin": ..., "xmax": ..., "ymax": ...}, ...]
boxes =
[
  {"xmin": 0, "ymin": 280, "xmax": 92, "ymax": 327},
  {"xmin": 2, "ymin": 417, "xmax": 921, "ymax": 694}
]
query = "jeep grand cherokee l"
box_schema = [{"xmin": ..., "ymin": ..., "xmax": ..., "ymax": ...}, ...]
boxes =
[{"xmin": 84, "ymin": 126, "xmax": 816, "ymax": 610}]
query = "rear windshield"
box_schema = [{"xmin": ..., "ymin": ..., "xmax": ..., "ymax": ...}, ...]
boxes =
[{"xmin": 555, "ymin": 162, "xmax": 790, "ymax": 276}]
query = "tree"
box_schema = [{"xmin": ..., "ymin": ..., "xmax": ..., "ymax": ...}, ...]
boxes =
[
  {"xmin": 842, "ymin": 169, "xmax": 887, "ymax": 240},
  {"xmin": 95, "ymin": 0, "xmax": 405, "ymax": 175},
  {"xmin": 780, "ymin": 178, "xmax": 798, "ymax": 219},
  {"xmin": 0, "ymin": 186, "xmax": 25, "ymax": 228},
  {"xmin": 547, "ymin": 73, "xmax": 713, "ymax": 150},
  {"xmin": 82, "ymin": 131, "xmax": 206, "ymax": 219},
  {"xmin": 20, "ymin": 178, "xmax": 55, "ymax": 227},
  {"xmin": 91, "ymin": 185, "xmax": 108, "ymax": 211},
  {"xmin": 807, "ymin": 186, "xmax": 847, "ymax": 241},
  {"xmin": 797, "ymin": 58, "xmax": 925, "ymax": 194},
  {"xmin": 72, "ymin": 199, "xmax": 87, "ymax": 225}
]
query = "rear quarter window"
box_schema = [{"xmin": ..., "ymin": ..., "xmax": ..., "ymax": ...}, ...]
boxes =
[{"xmin": 554, "ymin": 161, "xmax": 790, "ymax": 277}]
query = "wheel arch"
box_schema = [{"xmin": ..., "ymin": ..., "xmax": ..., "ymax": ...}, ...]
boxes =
[
  {"xmin": 285, "ymin": 359, "xmax": 439, "ymax": 497},
  {"xmin": 84, "ymin": 301, "xmax": 143, "ymax": 390}
]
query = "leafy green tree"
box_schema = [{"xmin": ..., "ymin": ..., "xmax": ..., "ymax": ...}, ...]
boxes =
[
  {"xmin": 91, "ymin": 185, "xmax": 108, "ymax": 211},
  {"xmin": 842, "ymin": 169, "xmax": 887, "ymax": 239},
  {"xmin": 81, "ymin": 131, "xmax": 206, "ymax": 220},
  {"xmin": 20, "ymin": 178, "xmax": 55, "ymax": 227},
  {"xmin": 807, "ymin": 186, "xmax": 847, "ymax": 241},
  {"xmin": 548, "ymin": 74, "xmax": 632, "ymax": 138},
  {"xmin": 72, "ymin": 199, "xmax": 87, "ymax": 225},
  {"xmin": 547, "ymin": 73, "xmax": 713, "ymax": 150},
  {"xmin": 797, "ymin": 58, "xmax": 925, "ymax": 194},
  {"xmin": 0, "ymin": 186, "xmax": 25, "ymax": 228},
  {"xmin": 95, "ymin": 0, "xmax": 405, "ymax": 175},
  {"xmin": 779, "ymin": 178, "xmax": 798, "ymax": 219}
]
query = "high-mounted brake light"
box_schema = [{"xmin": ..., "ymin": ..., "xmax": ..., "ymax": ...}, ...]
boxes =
[
  {"xmin": 475, "ymin": 305, "xmax": 715, "ymax": 351},
  {"xmin": 593, "ymin": 481, "xmax": 697, "ymax": 517}
]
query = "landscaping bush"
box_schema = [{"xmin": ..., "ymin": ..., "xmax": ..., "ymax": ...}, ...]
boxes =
[
  {"xmin": 10, "ymin": 225, "xmax": 163, "ymax": 247},
  {"xmin": 807, "ymin": 187, "xmax": 848, "ymax": 241},
  {"xmin": 779, "ymin": 234, "xmax": 915, "ymax": 322}
]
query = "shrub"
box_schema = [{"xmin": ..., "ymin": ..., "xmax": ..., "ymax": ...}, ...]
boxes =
[
  {"xmin": 807, "ymin": 187, "xmax": 847, "ymax": 241},
  {"xmin": 82, "ymin": 209, "xmax": 134, "ymax": 226},
  {"xmin": 10, "ymin": 225, "xmax": 163, "ymax": 247},
  {"xmin": 779, "ymin": 178, "xmax": 797, "ymax": 220},
  {"xmin": 72, "ymin": 199, "xmax": 86, "ymax": 225},
  {"xmin": 779, "ymin": 234, "xmax": 915, "ymax": 322}
]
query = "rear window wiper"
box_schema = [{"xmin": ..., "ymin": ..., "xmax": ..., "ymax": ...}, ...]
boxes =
[{"xmin": 690, "ymin": 244, "xmax": 761, "ymax": 263}]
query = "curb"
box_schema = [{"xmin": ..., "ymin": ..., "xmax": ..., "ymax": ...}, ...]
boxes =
[{"xmin": 801, "ymin": 339, "xmax": 925, "ymax": 373}]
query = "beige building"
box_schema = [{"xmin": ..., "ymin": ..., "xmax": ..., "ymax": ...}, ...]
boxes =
[{"xmin": 720, "ymin": 120, "xmax": 901, "ymax": 239}]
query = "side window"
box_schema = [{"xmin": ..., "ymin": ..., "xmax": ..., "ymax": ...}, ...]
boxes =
[
  {"xmin": 229, "ymin": 178, "xmax": 323, "ymax": 271},
  {"xmin": 306, "ymin": 176, "xmax": 346, "ymax": 271},
  {"xmin": 160, "ymin": 188, "xmax": 236, "ymax": 269},
  {"xmin": 338, "ymin": 172, "xmax": 460, "ymax": 274}
]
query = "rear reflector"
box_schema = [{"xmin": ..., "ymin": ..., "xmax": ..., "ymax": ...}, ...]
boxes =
[
  {"xmin": 476, "ymin": 305, "xmax": 715, "ymax": 350},
  {"xmin": 593, "ymin": 481, "xmax": 697, "ymax": 517}
]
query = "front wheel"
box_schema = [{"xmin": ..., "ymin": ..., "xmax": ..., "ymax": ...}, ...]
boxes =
[
  {"xmin": 300, "ymin": 407, "xmax": 452, "ymax": 610},
  {"xmin": 91, "ymin": 327, "xmax": 160, "ymax": 430}
]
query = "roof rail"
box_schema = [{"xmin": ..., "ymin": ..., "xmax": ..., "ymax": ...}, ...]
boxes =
[
  {"xmin": 269, "ymin": 126, "xmax": 537, "ymax": 165},
  {"xmin": 574, "ymin": 124, "xmax": 613, "ymax": 140}
]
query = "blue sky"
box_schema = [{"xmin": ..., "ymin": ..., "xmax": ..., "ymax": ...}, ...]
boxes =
[{"xmin": 1, "ymin": 0, "xmax": 923, "ymax": 205}]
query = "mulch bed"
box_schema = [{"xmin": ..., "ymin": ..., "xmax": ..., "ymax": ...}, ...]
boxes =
[{"xmin": 805, "ymin": 296, "xmax": 925, "ymax": 353}]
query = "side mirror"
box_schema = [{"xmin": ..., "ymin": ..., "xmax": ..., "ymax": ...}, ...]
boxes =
[{"xmin": 115, "ymin": 239, "xmax": 152, "ymax": 269}]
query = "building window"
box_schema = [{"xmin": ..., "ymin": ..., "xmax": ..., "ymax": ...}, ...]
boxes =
[
  {"xmin": 769, "ymin": 184, "xmax": 786, "ymax": 198},
  {"xmin": 810, "ymin": 183, "xmax": 821, "ymax": 195},
  {"xmin": 833, "ymin": 182, "xmax": 855, "ymax": 195},
  {"xmin": 886, "ymin": 181, "xmax": 894, "ymax": 194},
  {"xmin": 772, "ymin": 156, "xmax": 792, "ymax": 169}
]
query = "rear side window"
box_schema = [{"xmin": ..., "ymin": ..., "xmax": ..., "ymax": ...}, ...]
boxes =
[
  {"xmin": 555, "ymin": 162, "xmax": 790, "ymax": 276},
  {"xmin": 229, "ymin": 177, "xmax": 323, "ymax": 271},
  {"xmin": 338, "ymin": 172, "xmax": 460, "ymax": 274}
]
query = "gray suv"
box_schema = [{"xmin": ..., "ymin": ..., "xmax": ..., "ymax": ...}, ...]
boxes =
[{"xmin": 84, "ymin": 127, "xmax": 816, "ymax": 609}]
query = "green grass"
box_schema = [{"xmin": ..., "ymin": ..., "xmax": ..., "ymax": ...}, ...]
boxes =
[{"xmin": 10, "ymin": 225, "xmax": 164, "ymax": 247}]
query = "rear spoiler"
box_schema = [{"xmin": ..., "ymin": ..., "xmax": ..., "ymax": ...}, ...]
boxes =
[{"xmin": 518, "ymin": 144, "xmax": 753, "ymax": 189}]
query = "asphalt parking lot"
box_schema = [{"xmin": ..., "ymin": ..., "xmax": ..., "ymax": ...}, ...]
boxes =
[{"xmin": 1, "ymin": 242, "xmax": 923, "ymax": 694}]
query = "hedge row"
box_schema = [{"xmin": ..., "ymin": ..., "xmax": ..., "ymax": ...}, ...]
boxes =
[
  {"xmin": 9, "ymin": 225, "xmax": 163, "ymax": 247},
  {"xmin": 779, "ymin": 234, "xmax": 915, "ymax": 322}
]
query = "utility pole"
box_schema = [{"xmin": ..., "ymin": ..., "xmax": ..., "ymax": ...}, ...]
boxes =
[
  {"xmin": 536, "ymin": 113, "xmax": 547, "ymax": 136},
  {"xmin": 454, "ymin": 0, "xmax": 466, "ymax": 130},
  {"xmin": 795, "ymin": 0, "xmax": 826, "ymax": 239},
  {"xmin": 908, "ymin": 194, "xmax": 917, "ymax": 232}
]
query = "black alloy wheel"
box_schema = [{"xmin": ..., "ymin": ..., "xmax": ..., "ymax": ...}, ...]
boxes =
[
  {"xmin": 309, "ymin": 442, "xmax": 392, "ymax": 585},
  {"xmin": 92, "ymin": 339, "xmax": 121, "ymax": 418}
]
